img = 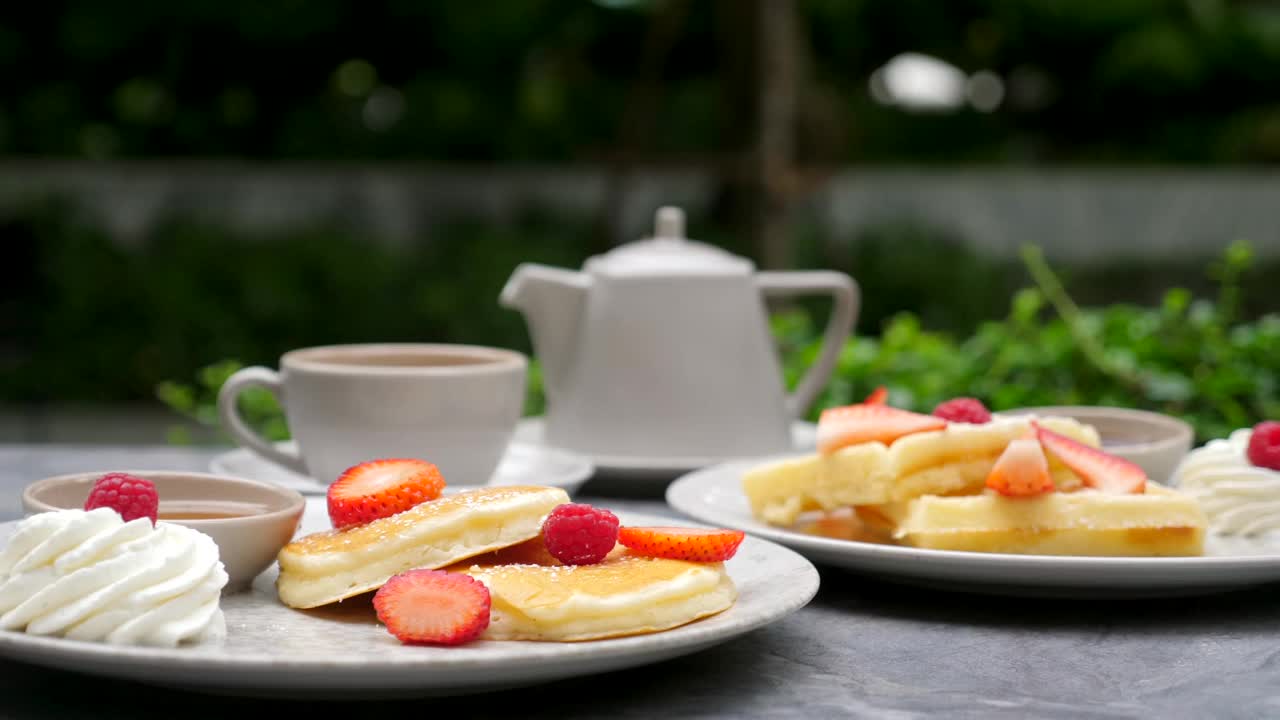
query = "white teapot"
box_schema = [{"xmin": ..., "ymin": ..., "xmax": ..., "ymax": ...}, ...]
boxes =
[{"xmin": 499, "ymin": 207, "xmax": 858, "ymax": 460}]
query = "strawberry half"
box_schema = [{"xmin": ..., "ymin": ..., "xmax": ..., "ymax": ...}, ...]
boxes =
[
  {"xmin": 986, "ymin": 437, "xmax": 1054, "ymax": 497},
  {"xmin": 816, "ymin": 403, "xmax": 946, "ymax": 454},
  {"xmin": 1034, "ymin": 423, "xmax": 1146, "ymax": 494},
  {"xmin": 617, "ymin": 526, "xmax": 745, "ymax": 562},
  {"xmin": 372, "ymin": 569, "xmax": 490, "ymax": 645},
  {"xmin": 863, "ymin": 386, "xmax": 889, "ymax": 405},
  {"xmin": 327, "ymin": 458, "xmax": 446, "ymax": 529}
]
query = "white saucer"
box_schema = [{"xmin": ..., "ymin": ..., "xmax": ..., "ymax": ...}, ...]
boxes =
[
  {"xmin": 667, "ymin": 458, "xmax": 1280, "ymax": 598},
  {"xmin": 0, "ymin": 508, "xmax": 818, "ymax": 698},
  {"xmin": 514, "ymin": 417, "xmax": 818, "ymax": 479},
  {"xmin": 209, "ymin": 442, "xmax": 594, "ymax": 496}
]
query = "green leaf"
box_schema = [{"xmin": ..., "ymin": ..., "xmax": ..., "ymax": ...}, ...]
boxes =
[
  {"xmin": 1162, "ymin": 288, "xmax": 1191, "ymax": 316},
  {"xmin": 1011, "ymin": 288, "xmax": 1044, "ymax": 324},
  {"xmin": 155, "ymin": 381, "xmax": 195, "ymax": 414}
]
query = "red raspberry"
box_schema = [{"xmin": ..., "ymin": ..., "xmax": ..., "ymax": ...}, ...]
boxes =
[
  {"xmin": 541, "ymin": 503, "xmax": 620, "ymax": 565},
  {"xmin": 932, "ymin": 397, "xmax": 992, "ymax": 424},
  {"xmin": 84, "ymin": 472, "xmax": 159, "ymax": 524},
  {"xmin": 1247, "ymin": 421, "xmax": 1280, "ymax": 472}
]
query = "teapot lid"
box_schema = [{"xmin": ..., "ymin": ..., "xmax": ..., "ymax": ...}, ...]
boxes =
[{"xmin": 586, "ymin": 207, "xmax": 753, "ymax": 275}]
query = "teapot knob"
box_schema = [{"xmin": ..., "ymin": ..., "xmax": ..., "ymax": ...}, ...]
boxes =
[{"xmin": 654, "ymin": 206, "xmax": 685, "ymax": 241}]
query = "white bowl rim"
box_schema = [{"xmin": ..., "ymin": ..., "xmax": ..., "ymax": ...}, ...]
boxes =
[
  {"xmin": 21, "ymin": 469, "xmax": 307, "ymax": 525},
  {"xmin": 997, "ymin": 405, "xmax": 1194, "ymax": 451}
]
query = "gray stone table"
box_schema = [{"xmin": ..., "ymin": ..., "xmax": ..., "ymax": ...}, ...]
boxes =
[{"xmin": 3, "ymin": 444, "xmax": 1280, "ymax": 719}]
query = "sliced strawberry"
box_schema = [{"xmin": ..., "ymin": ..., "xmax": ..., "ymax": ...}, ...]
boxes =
[
  {"xmin": 617, "ymin": 526, "xmax": 745, "ymax": 562},
  {"xmin": 986, "ymin": 437, "xmax": 1054, "ymax": 497},
  {"xmin": 863, "ymin": 386, "xmax": 889, "ymax": 405},
  {"xmin": 1034, "ymin": 423, "xmax": 1146, "ymax": 494},
  {"xmin": 327, "ymin": 458, "xmax": 446, "ymax": 529},
  {"xmin": 816, "ymin": 403, "xmax": 947, "ymax": 454},
  {"xmin": 372, "ymin": 569, "xmax": 490, "ymax": 645}
]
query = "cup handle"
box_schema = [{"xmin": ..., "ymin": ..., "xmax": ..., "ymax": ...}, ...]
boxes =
[
  {"xmin": 757, "ymin": 270, "xmax": 860, "ymax": 418},
  {"xmin": 216, "ymin": 366, "xmax": 308, "ymax": 475}
]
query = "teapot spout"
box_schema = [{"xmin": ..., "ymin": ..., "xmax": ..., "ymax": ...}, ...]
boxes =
[{"xmin": 499, "ymin": 263, "xmax": 591, "ymax": 400}]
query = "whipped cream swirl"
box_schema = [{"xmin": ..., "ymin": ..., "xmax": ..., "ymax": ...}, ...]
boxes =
[
  {"xmin": 0, "ymin": 508, "xmax": 227, "ymax": 646},
  {"xmin": 1173, "ymin": 429, "xmax": 1280, "ymax": 536}
]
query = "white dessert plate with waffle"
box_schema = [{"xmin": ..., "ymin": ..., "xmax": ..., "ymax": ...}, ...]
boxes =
[
  {"xmin": 0, "ymin": 503, "xmax": 817, "ymax": 698},
  {"xmin": 514, "ymin": 417, "xmax": 817, "ymax": 479},
  {"xmin": 667, "ymin": 459, "xmax": 1280, "ymax": 598},
  {"xmin": 210, "ymin": 441, "xmax": 593, "ymax": 497}
]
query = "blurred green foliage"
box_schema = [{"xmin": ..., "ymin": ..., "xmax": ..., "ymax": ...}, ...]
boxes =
[
  {"xmin": 0, "ymin": 198, "xmax": 589, "ymax": 404},
  {"xmin": 5, "ymin": 197, "xmax": 1280, "ymax": 430},
  {"xmin": 778, "ymin": 241, "xmax": 1279, "ymax": 443},
  {"xmin": 2, "ymin": 0, "xmax": 1280, "ymax": 163},
  {"xmin": 156, "ymin": 360, "xmax": 286, "ymax": 446},
  {"xmin": 151, "ymin": 239, "xmax": 1277, "ymax": 445}
]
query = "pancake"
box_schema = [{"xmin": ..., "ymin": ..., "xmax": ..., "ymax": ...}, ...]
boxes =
[
  {"xmin": 276, "ymin": 485, "xmax": 568, "ymax": 609},
  {"xmin": 873, "ymin": 484, "xmax": 1206, "ymax": 556},
  {"xmin": 461, "ymin": 535, "xmax": 560, "ymax": 567},
  {"xmin": 742, "ymin": 416, "xmax": 1100, "ymax": 526},
  {"xmin": 741, "ymin": 444, "xmax": 889, "ymax": 526},
  {"xmin": 452, "ymin": 547, "xmax": 736, "ymax": 642}
]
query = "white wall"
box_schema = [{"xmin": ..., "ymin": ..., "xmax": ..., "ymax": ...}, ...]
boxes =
[{"xmin": 2, "ymin": 162, "xmax": 1274, "ymax": 261}]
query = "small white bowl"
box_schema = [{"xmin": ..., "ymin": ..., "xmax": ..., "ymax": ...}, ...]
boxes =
[
  {"xmin": 22, "ymin": 470, "xmax": 305, "ymax": 592},
  {"xmin": 998, "ymin": 405, "xmax": 1194, "ymax": 483}
]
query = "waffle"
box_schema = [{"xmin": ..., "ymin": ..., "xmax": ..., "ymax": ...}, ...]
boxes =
[
  {"xmin": 276, "ymin": 485, "xmax": 568, "ymax": 609},
  {"xmin": 453, "ymin": 547, "xmax": 736, "ymax": 641},
  {"xmin": 868, "ymin": 484, "xmax": 1206, "ymax": 556},
  {"xmin": 743, "ymin": 415, "xmax": 1101, "ymax": 526}
]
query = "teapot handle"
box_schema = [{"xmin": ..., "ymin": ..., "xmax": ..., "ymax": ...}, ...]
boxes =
[{"xmin": 757, "ymin": 271, "xmax": 860, "ymax": 418}]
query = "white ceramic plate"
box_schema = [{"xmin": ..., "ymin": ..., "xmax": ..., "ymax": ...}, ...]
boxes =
[
  {"xmin": 209, "ymin": 442, "xmax": 594, "ymax": 496},
  {"xmin": 0, "ymin": 507, "xmax": 818, "ymax": 698},
  {"xmin": 515, "ymin": 417, "xmax": 817, "ymax": 479},
  {"xmin": 667, "ymin": 458, "xmax": 1280, "ymax": 598}
]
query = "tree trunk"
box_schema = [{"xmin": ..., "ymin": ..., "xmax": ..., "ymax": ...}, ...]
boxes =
[
  {"xmin": 594, "ymin": 0, "xmax": 690, "ymax": 252},
  {"xmin": 750, "ymin": 0, "xmax": 799, "ymax": 270}
]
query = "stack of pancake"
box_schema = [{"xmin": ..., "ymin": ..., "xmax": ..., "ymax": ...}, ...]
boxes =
[
  {"xmin": 743, "ymin": 416, "xmax": 1206, "ymax": 556},
  {"xmin": 275, "ymin": 485, "xmax": 736, "ymax": 640}
]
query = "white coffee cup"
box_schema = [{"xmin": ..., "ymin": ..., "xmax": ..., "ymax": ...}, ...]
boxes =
[{"xmin": 217, "ymin": 343, "xmax": 527, "ymax": 485}]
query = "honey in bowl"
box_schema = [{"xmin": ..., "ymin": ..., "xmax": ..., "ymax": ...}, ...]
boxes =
[{"xmin": 158, "ymin": 502, "xmax": 272, "ymax": 521}]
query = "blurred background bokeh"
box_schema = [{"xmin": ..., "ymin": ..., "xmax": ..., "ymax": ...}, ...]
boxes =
[{"xmin": 2, "ymin": 0, "xmax": 1278, "ymax": 445}]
